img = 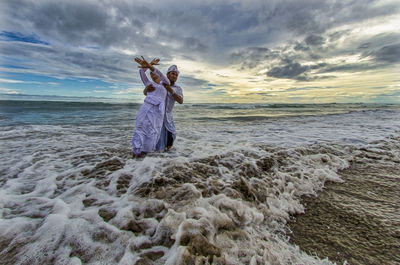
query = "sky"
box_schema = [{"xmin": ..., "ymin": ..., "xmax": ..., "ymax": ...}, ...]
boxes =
[{"xmin": 0, "ymin": 0, "xmax": 399, "ymax": 103}]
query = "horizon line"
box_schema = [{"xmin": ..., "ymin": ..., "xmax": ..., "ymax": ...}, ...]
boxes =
[{"xmin": 1, "ymin": 93, "xmax": 399, "ymax": 105}]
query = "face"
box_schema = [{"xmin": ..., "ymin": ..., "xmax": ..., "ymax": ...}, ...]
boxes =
[
  {"xmin": 150, "ymin": 72, "xmax": 160, "ymax": 84},
  {"xmin": 167, "ymin": 71, "xmax": 178, "ymax": 84}
]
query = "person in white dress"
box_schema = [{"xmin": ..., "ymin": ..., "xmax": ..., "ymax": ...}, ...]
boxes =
[{"xmin": 131, "ymin": 57, "xmax": 171, "ymax": 157}]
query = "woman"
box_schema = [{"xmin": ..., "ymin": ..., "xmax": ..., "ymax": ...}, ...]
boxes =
[{"xmin": 131, "ymin": 57, "xmax": 170, "ymax": 157}]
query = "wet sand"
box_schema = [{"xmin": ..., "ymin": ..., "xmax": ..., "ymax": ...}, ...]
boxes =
[{"xmin": 288, "ymin": 152, "xmax": 400, "ymax": 264}]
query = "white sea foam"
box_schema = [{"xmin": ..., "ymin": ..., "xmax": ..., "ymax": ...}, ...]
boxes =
[{"xmin": 1, "ymin": 104, "xmax": 400, "ymax": 264}]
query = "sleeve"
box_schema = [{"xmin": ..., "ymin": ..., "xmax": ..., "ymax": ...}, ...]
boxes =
[
  {"xmin": 151, "ymin": 67, "xmax": 170, "ymax": 85},
  {"xmin": 139, "ymin": 68, "xmax": 151, "ymax": 86},
  {"xmin": 174, "ymin": 86, "xmax": 183, "ymax": 98}
]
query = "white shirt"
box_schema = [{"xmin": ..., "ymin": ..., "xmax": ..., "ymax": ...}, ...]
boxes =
[
  {"xmin": 147, "ymin": 67, "xmax": 183, "ymax": 135},
  {"xmin": 164, "ymin": 84, "xmax": 183, "ymax": 135}
]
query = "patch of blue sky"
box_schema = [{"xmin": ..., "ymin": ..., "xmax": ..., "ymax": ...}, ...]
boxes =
[
  {"xmin": 0, "ymin": 64, "xmax": 30, "ymax": 69},
  {"xmin": 0, "ymin": 72, "xmax": 115, "ymax": 97},
  {"xmin": 0, "ymin": 31, "xmax": 50, "ymax": 45},
  {"xmin": 0, "ymin": 55, "xmax": 30, "ymax": 65},
  {"xmin": 1, "ymin": 72, "xmax": 59, "ymax": 83}
]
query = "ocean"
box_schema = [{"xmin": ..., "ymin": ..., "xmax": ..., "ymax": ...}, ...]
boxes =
[{"xmin": 0, "ymin": 99, "xmax": 399, "ymax": 264}]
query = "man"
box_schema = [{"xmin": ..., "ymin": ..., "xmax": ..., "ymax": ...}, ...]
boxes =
[{"xmin": 143, "ymin": 63, "xmax": 183, "ymax": 151}]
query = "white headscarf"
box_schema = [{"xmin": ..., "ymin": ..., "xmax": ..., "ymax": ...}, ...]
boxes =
[{"xmin": 167, "ymin": 65, "xmax": 179, "ymax": 75}]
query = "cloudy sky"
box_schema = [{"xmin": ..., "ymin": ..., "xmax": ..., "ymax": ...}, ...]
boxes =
[{"xmin": 1, "ymin": 0, "xmax": 399, "ymax": 103}]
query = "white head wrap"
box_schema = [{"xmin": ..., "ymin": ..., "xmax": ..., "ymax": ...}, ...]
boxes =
[{"xmin": 167, "ymin": 65, "xmax": 179, "ymax": 75}]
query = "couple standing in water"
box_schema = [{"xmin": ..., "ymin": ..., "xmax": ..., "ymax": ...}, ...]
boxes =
[{"xmin": 131, "ymin": 57, "xmax": 183, "ymax": 157}]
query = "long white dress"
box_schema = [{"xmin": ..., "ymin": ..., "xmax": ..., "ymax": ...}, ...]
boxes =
[{"xmin": 131, "ymin": 68, "xmax": 170, "ymax": 155}]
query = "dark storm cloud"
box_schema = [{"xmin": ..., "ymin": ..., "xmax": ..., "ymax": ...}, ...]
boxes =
[
  {"xmin": 283, "ymin": 0, "xmax": 399, "ymax": 35},
  {"xmin": 230, "ymin": 32, "xmax": 330, "ymax": 72},
  {"xmin": 372, "ymin": 43, "xmax": 400, "ymax": 63},
  {"xmin": 183, "ymin": 37, "xmax": 209, "ymax": 53},
  {"xmin": 2, "ymin": 0, "xmax": 111, "ymax": 45},
  {"xmin": 304, "ymin": 34, "xmax": 325, "ymax": 46},
  {"xmin": 1, "ymin": 0, "xmax": 175, "ymax": 61},
  {"xmin": 4, "ymin": 0, "xmax": 397, "ymax": 57},
  {"xmin": 0, "ymin": 41, "xmax": 139, "ymax": 83},
  {"xmin": 1, "ymin": 0, "xmax": 399, "ymax": 87},
  {"xmin": 358, "ymin": 33, "xmax": 400, "ymax": 50},
  {"xmin": 0, "ymin": 0, "xmax": 213, "ymax": 78},
  {"xmin": 230, "ymin": 47, "xmax": 275, "ymax": 62},
  {"xmin": 319, "ymin": 63, "xmax": 382, "ymax": 73},
  {"xmin": 230, "ymin": 47, "xmax": 283, "ymax": 70},
  {"xmin": 266, "ymin": 61, "xmax": 308, "ymax": 80},
  {"xmin": 232, "ymin": 29, "xmax": 400, "ymax": 81},
  {"xmin": 293, "ymin": 42, "xmax": 310, "ymax": 51},
  {"xmin": 225, "ymin": 1, "xmax": 399, "ymax": 82},
  {"xmin": 265, "ymin": 56, "xmax": 391, "ymax": 81}
]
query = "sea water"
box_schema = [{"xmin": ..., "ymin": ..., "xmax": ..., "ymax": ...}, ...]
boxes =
[{"xmin": 0, "ymin": 99, "xmax": 399, "ymax": 264}]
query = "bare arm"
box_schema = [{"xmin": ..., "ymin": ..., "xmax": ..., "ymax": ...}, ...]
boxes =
[
  {"xmin": 163, "ymin": 83, "xmax": 183, "ymax": 104},
  {"xmin": 143, "ymin": 84, "xmax": 153, "ymax": 95}
]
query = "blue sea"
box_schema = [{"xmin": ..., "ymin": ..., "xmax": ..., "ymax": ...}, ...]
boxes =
[{"xmin": 0, "ymin": 97, "xmax": 399, "ymax": 264}]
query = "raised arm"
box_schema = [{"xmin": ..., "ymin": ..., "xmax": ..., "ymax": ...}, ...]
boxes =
[
  {"xmin": 139, "ymin": 68, "xmax": 151, "ymax": 87},
  {"xmin": 151, "ymin": 67, "xmax": 170, "ymax": 85},
  {"xmin": 134, "ymin": 57, "xmax": 161, "ymax": 95},
  {"xmin": 140, "ymin": 69, "xmax": 155, "ymax": 96}
]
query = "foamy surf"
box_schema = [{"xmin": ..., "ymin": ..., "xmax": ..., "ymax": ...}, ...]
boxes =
[
  {"xmin": 1, "ymin": 101, "xmax": 399, "ymax": 264},
  {"xmin": 1, "ymin": 145, "xmax": 347, "ymax": 264}
]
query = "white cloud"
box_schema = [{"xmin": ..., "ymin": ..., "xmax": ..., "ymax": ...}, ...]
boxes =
[
  {"xmin": 0, "ymin": 87, "xmax": 20, "ymax": 94},
  {"xmin": 0, "ymin": 78, "xmax": 25, "ymax": 83}
]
